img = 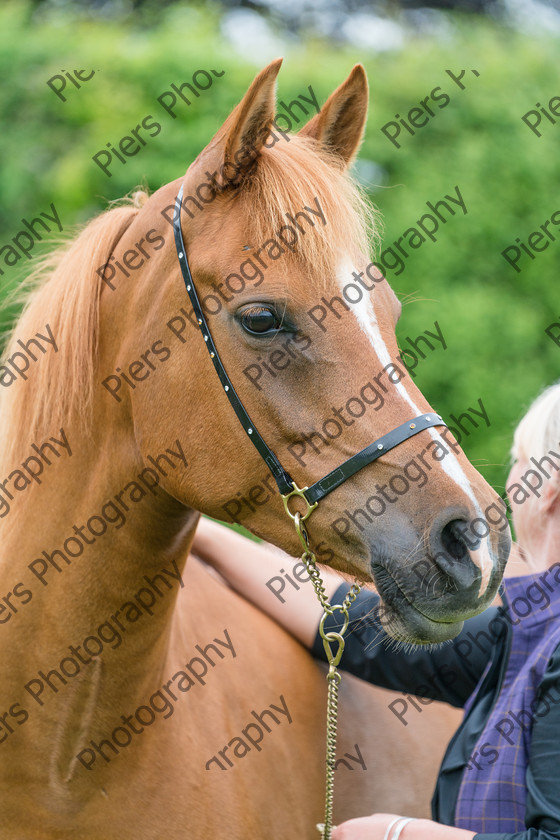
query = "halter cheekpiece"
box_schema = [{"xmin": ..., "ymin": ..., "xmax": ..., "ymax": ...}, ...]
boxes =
[{"xmin": 172, "ymin": 183, "xmax": 447, "ymax": 507}]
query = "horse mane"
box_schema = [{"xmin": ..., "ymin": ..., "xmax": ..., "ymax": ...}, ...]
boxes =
[
  {"xmin": 238, "ymin": 135, "xmax": 379, "ymax": 288},
  {"xmin": 0, "ymin": 137, "xmax": 379, "ymax": 469},
  {"xmin": 0, "ymin": 193, "xmax": 147, "ymax": 468}
]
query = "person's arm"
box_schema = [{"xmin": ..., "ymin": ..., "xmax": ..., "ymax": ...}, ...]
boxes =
[
  {"xmin": 330, "ymin": 814, "xmax": 475, "ymax": 839},
  {"xmin": 313, "ymin": 581, "xmax": 502, "ymax": 706},
  {"xmin": 190, "ymin": 516, "xmax": 343, "ymax": 647},
  {"xmin": 192, "ymin": 518, "xmax": 495, "ymax": 705}
]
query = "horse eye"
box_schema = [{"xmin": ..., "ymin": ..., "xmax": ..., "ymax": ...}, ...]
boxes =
[{"xmin": 239, "ymin": 306, "xmax": 281, "ymax": 335}]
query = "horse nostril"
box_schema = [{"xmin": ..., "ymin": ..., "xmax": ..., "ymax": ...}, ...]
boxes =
[
  {"xmin": 430, "ymin": 516, "xmax": 481, "ymax": 591},
  {"xmin": 425, "ymin": 507, "xmax": 482, "ymax": 592},
  {"xmin": 441, "ymin": 520, "xmax": 471, "ymax": 564}
]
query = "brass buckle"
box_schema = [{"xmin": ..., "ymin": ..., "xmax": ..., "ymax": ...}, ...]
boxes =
[{"xmin": 281, "ymin": 481, "xmax": 318, "ymax": 522}]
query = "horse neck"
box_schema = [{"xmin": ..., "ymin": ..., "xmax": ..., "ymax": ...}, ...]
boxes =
[{"xmin": 0, "ymin": 411, "xmax": 197, "ymax": 722}]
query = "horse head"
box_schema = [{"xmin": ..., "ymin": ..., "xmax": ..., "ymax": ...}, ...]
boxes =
[{"xmin": 16, "ymin": 60, "xmax": 508, "ymax": 644}]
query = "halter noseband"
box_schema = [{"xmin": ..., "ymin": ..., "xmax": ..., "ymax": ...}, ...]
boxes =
[{"xmin": 173, "ymin": 185, "xmax": 447, "ymax": 509}]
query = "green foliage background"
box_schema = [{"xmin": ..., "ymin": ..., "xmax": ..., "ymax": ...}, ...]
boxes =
[{"xmin": 0, "ymin": 1, "xmax": 558, "ymax": 506}]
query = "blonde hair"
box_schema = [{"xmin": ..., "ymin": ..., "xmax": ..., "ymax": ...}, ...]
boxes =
[{"xmin": 511, "ymin": 381, "xmax": 560, "ymax": 464}]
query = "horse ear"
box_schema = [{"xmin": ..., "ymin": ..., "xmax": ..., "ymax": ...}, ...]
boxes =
[
  {"xmin": 299, "ymin": 64, "xmax": 369, "ymax": 165},
  {"xmin": 217, "ymin": 58, "xmax": 283, "ymax": 178}
]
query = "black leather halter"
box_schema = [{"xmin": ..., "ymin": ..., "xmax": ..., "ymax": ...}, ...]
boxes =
[{"xmin": 173, "ymin": 185, "xmax": 447, "ymax": 507}]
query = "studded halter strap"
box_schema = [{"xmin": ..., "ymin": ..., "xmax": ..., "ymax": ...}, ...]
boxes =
[{"xmin": 173, "ymin": 184, "xmax": 446, "ymax": 506}]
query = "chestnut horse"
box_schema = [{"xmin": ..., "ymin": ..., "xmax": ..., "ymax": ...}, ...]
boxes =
[{"xmin": 0, "ymin": 59, "xmax": 508, "ymax": 837}]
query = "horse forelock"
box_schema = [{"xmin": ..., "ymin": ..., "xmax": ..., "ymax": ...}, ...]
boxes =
[
  {"xmin": 232, "ymin": 134, "xmax": 380, "ymax": 292},
  {"xmin": 186, "ymin": 135, "xmax": 380, "ymax": 296}
]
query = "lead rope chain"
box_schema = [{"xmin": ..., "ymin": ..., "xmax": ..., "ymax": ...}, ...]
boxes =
[{"xmin": 282, "ymin": 484, "xmax": 362, "ymax": 840}]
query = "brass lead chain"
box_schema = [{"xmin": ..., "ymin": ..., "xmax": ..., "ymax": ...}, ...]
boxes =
[{"xmin": 281, "ymin": 482, "xmax": 361, "ymax": 840}]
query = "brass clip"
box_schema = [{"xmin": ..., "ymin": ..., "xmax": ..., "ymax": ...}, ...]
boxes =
[{"xmin": 281, "ymin": 482, "xmax": 318, "ymax": 522}]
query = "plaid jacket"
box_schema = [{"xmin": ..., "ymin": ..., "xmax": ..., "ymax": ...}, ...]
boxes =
[{"xmin": 454, "ymin": 573, "xmax": 560, "ymax": 833}]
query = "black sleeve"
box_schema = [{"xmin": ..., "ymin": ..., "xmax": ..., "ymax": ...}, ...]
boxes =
[
  {"xmin": 471, "ymin": 645, "xmax": 560, "ymax": 840},
  {"xmin": 310, "ymin": 583, "xmax": 502, "ymax": 708}
]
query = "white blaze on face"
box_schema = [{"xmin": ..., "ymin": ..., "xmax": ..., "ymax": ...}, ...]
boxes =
[{"xmin": 337, "ymin": 257, "xmax": 494, "ymax": 597}]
